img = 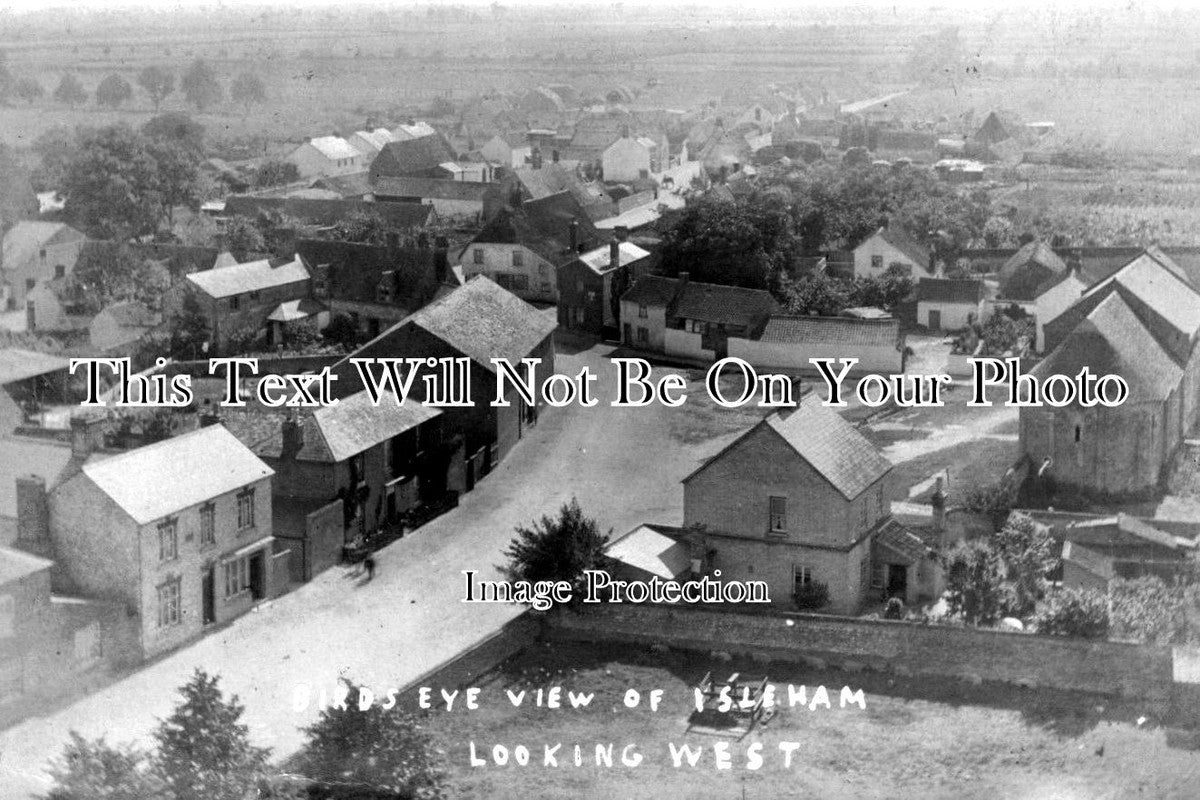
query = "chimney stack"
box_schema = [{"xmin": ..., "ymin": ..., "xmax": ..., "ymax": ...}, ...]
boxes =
[
  {"xmin": 531, "ymin": 147, "xmax": 543, "ymax": 169},
  {"xmin": 568, "ymin": 219, "xmax": 579, "ymax": 253},
  {"xmin": 610, "ymin": 238, "xmax": 620, "ymax": 270},
  {"xmin": 931, "ymin": 475, "xmax": 947, "ymax": 535},
  {"xmin": 281, "ymin": 412, "xmax": 305, "ymax": 459},
  {"xmin": 615, "ymin": 225, "xmax": 629, "ymax": 242},
  {"xmin": 70, "ymin": 411, "xmax": 106, "ymax": 460},
  {"xmin": 15, "ymin": 475, "xmax": 50, "ymax": 551}
]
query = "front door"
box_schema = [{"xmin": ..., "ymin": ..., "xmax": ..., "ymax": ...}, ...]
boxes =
[
  {"xmin": 928, "ymin": 309, "xmax": 941, "ymax": 331},
  {"xmin": 202, "ymin": 568, "xmax": 215, "ymax": 625},
  {"xmin": 886, "ymin": 564, "xmax": 908, "ymax": 600},
  {"xmin": 248, "ymin": 552, "xmax": 265, "ymax": 600}
]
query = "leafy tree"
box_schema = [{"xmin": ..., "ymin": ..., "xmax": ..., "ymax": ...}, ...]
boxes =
[
  {"xmin": 221, "ymin": 216, "xmax": 268, "ymax": 261},
  {"xmin": 253, "ymin": 159, "xmax": 300, "ymax": 188},
  {"xmin": 0, "ymin": 144, "xmax": 38, "ymax": 231},
  {"xmin": 941, "ymin": 539, "xmax": 1010, "ymax": 626},
  {"xmin": 53, "ymin": 73, "xmax": 88, "ymax": 108},
  {"xmin": 32, "ymin": 125, "xmax": 79, "ymax": 191},
  {"xmin": 70, "ymin": 245, "xmax": 172, "ymax": 315},
  {"xmin": 323, "ymin": 313, "xmax": 361, "ymax": 349},
  {"xmin": 330, "ymin": 210, "xmax": 388, "ymax": 244},
  {"xmin": 780, "ymin": 273, "xmax": 851, "ymax": 316},
  {"xmin": 1034, "ymin": 587, "xmax": 1110, "ymax": 639},
  {"xmin": 142, "ymin": 112, "xmax": 206, "ymax": 154},
  {"xmin": 976, "ymin": 306, "xmax": 1035, "ymax": 356},
  {"xmin": 45, "ymin": 731, "xmax": 167, "ymax": 800},
  {"xmin": 962, "ymin": 479, "xmax": 1018, "ymax": 530},
  {"xmin": 991, "ymin": 511, "xmax": 1057, "ymax": 617},
  {"xmin": 1110, "ymin": 576, "xmax": 1188, "ymax": 645},
  {"xmin": 137, "ymin": 65, "xmax": 175, "ymax": 111},
  {"xmin": 14, "ymin": 75, "xmax": 43, "ymax": 105},
  {"xmin": 849, "ymin": 272, "xmax": 914, "ymax": 311},
  {"xmin": 95, "ymin": 73, "xmax": 133, "ymax": 109},
  {"xmin": 148, "ymin": 139, "xmax": 202, "ymax": 228},
  {"xmin": 152, "ymin": 669, "xmax": 270, "ymax": 800},
  {"xmin": 297, "ymin": 681, "xmax": 446, "ymax": 798},
  {"xmin": 660, "ymin": 193, "xmax": 799, "ymax": 290},
  {"xmin": 229, "ymin": 72, "xmax": 266, "ymax": 115},
  {"xmin": 503, "ymin": 497, "xmax": 610, "ymax": 602},
  {"xmin": 180, "ymin": 59, "xmax": 222, "ymax": 111}
]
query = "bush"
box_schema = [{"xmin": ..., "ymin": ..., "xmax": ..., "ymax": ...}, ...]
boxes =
[
  {"xmin": 1034, "ymin": 588, "xmax": 1110, "ymax": 638},
  {"xmin": 793, "ymin": 580, "xmax": 830, "ymax": 611}
]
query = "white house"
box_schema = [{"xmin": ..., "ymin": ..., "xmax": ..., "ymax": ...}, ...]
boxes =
[
  {"xmin": 345, "ymin": 128, "xmax": 395, "ymax": 157},
  {"xmin": 602, "ymin": 136, "xmax": 657, "ymax": 182},
  {"xmin": 481, "ymin": 132, "xmax": 532, "ymax": 169},
  {"xmin": 916, "ymin": 278, "xmax": 986, "ymax": 331},
  {"xmin": 851, "ymin": 226, "xmax": 934, "ymax": 281},
  {"xmin": 286, "ymin": 136, "xmax": 366, "ymax": 179},
  {"xmin": 392, "ymin": 120, "xmax": 437, "ymax": 141}
]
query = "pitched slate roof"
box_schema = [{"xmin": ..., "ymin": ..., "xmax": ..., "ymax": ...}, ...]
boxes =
[
  {"xmin": 372, "ymin": 177, "xmax": 490, "ymax": 203},
  {"xmin": 916, "ymin": 278, "xmax": 985, "ymax": 304},
  {"xmin": 1033, "ymin": 292, "xmax": 1182, "ymax": 403},
  {"xmin": 393, "ymin": 121, "xmax": 437, "ymax": 140},
  {"xmin": 1, "ymin": 222, "xmax": 85, "ymax": 271},
  {"xmin": 999, "ymin": 241, "xmax": 1068, "ymax": 300},
  {"xmin": 267, "ymin": 298, "xmax": 326, "ymax": 322},
  {"xmin": 81, "ymin": 425, "xmax": 273, "ymax": 524},
  {"xmin": 294, "ymin": 239, "xmax": 444, "ymax": 310},
  {"xmin": 685, "ymin": 394, "xmax": 892, "ymax": 500},
  {"xmin": 186, "ymin": 254, "xmax": 309, "ymax": 299},
  {"xmin": 607, "ymin": 524, "xmax": 692, "ymax": 580},
  {"xmin": 673, "ymin": 281, "xmax": 778, "ymax": 328},
  {"xmin": 221, "ymin": 196, "xmax": 433, "ymax": 230},
  {"xmin": 0, "ymin": 348, "xmax": 70, "ymax": 384},
  {"xmin": 621, "ymin": 275, "xmax": 685, "ymax": 307},
  {"xmin": 514, "ymin": 162, "xmax": 612, "ymax": 207},
  {"xmin": 759, "ymin": 315, "xmax": 900, "ymax": 348},
  {"xmin": 308, "ymin": 136, "xmax": 362, "ymax": 161},
  {"xmin": 467, "ymin": 192, "xmax": 602, "ymax": 265},
  {"xmin": 349, "ymin": 128, "xmax": 395, "ymax": 153},
  {"xmin": 0, "ymin": 546, "xmax": 53, "ymax": 587},
  {"xmin": 394, "ymin": 276, "xmax": 558, "ymax": 371},
  {"xmin": 311, "ymin": 172, "xmax": 374, "ymax": 198},
  {"xmin": 874, "ymin": 517, "xmax": 933, "ymax": 565},
  {"xmin": 370, "ymin": 136, "xmax": 458, "ymax": 180}
]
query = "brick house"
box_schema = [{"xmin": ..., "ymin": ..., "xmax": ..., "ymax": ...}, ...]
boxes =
[
  {"xmin": 557, "ymin": 239, "xmax": 650, "ymax": 337},
  {"xmin": 330, "ymin": 277, "xmax": 558, "ymax": 486},
  {"xmin": 185, "ymin": 254, "xmax": 314, "ymax": 353},
  {"xmin": 44, "ymin": 426, "xmax": 275, "ymax": 660},
  {"xmin": 682, "ymin": 394, "xmax": 930, "ymax": 613},
  {"xmin": 249, "ymin": 392, "xmax": 447, "ymax": 581}
]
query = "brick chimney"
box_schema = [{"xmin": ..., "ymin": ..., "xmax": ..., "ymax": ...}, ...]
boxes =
[
  {"xmin": 568, "ymin": 219, "xmax": 579, "ymax": 253},
  {"xmin": 931, "ymin": 475, "xmax": 947, "ymax": 535},
  {"xmin": 281, "ymin": 413, "xmax": 304, "ymax": 459},
  {"xmin": 70, "ymin": 411, "xmax": 106, "ymax": 460},
  {"xmin": 610, "ymin": 238, "xmax": 620, "ymax": 270},
  {"xmin": 614, "ymin": 225, "xmax": 629, "ymax": 242},
  {"xmin": 15, "ymin": 475, "xmax": 50, "ymax": 554}
]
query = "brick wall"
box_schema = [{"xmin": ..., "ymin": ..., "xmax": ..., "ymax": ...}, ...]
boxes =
[{"xmin": 547, "ymin": 604, "xmax": 1175, "ymax": 705}]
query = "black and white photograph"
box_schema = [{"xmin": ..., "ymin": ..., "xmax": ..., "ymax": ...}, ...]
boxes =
[{"xmin": 1, "ymin": 0, "xmax": 1199, "ymax": 797}]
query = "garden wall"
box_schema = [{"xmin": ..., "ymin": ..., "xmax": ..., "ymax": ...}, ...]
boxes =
[{"xmin": 547, "ymin": 604, "xmax": 1175, "ymax": 706}]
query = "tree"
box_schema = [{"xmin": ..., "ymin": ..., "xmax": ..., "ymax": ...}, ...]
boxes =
[
  {"xmin": 991, "ymin": 511, "xmax": 1057, "ymax": 617},
  {"xmin": 142, "ymin": 112, "xmax": 206, "ymax": 154},
  {"xmin": 503, "ymin": 498, "xmax": 610, "ymax": 602},
  {"xmin": 170, "ymin": 292, "xmax": 212, "ymax": 360},
  {"xmin": 14, "ymin": 75, "xmax": 43, "ymax": 105},
  {"xmin": 941, "ymin": 539, "xmax": 1010, "ymax": 626},
  {"xmin": 45, "ymin": 731, "xmax": 167, "ymax": 800},
  {"xmin": 95, "ymin": 73, "xmax": 133, "ymax": 109},
  {"xmin": 153, "ymin": 669, "xmax": 270, "ymax": 800},
  {"xmin": 780, "ymin": 273, "xmax": 852, "ymax": 316},
  {"xmin": 322, "ymin": 313, "xmax": 361, "ymax": 350},
  {"xmin": 962, "ymin": 479, "xmax": 1018, "ymax": 530},
  {"xmin": 330, "ymin": 210, "xmax": 388, "ymax": 244},
  {"xmin": 32, "ymin": 125, "xmax": 79, "ymax": 191},
  {"xmin": 1034, "ymin": 588, "xmax": 1110, "ymax": 639},
  {"xmin": 1110, "ymin": 576, "xmax": 1188, "ymax": 645},
  {"xmin": 297, "ymin": 681, "xmax": 446, "ymax": 798},
  {"xmin": 221, "ymin": 216, "xmax": 268, "ymax": 261},
  {"xmin": 147, "ymin": 138, "xmax": 202, "ymax": 228},
  {"xmin": 229, "ymin": 72, "xmax": 266, "ymax": 116},
  {"xmin": 70, "ymin": 245, "xmax": 172, "ymax": 315},
  {"xmin": 181, "ymin": 59, "xmax": 222, "ymax": 111},
  {"xmin": 253, "ymin": 159, "xmax": 300, "ymax": 188},
  {"xmin": 53, "ymin": 73, "xmax": 88, "ymax": 108},
  {"xmin": 137, "ymin": 65, "xmax": 175, "ymax": 111},
  {"xmin": 0, "ymin": 144, "xmax": 38, "ymax": 232}
]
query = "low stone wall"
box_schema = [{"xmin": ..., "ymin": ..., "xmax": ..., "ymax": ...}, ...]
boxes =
[
  {"xmin": 398, "ymin": 613, "xmax": 540, "ymax": 699},
  {"xmin": 547, "ymin": 604, "xmax": 1175, "ymax": 706}
]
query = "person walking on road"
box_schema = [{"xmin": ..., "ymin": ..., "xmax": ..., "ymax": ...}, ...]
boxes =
[{"xmin": 364, "ymin": 556, "xmax": 376, "ymax": 582}]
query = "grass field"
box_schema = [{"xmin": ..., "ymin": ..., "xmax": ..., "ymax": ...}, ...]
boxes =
[{"xmin": 424, "ymin": 640, "xmax": 1200, "ymax": 800}]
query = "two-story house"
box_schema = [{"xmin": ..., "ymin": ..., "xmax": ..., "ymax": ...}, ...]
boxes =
[
  {"xmin": 851, "ymin": 226, "xmax": 935, "ymax": 281},
  {"xmin": 458, "ymin": 191, "xmax": 602, "ymax": 303},
  {"xmin": 557, "ymin": 238, "xmax": 650, "ymax": 337},
  {"xmin": 184, "ymin": 254, "xmax": 314, "ymax": 353},
  {"xmin": 46, "ymin": 425, "xmax": 275, "ymax": 659},
  {"xmin": 682, "ymin": 394, "xmax": 923, "ymax": 613},
  {"xmin": 0, "ymin": 222, "xmax": 87, "ymax": 310}
]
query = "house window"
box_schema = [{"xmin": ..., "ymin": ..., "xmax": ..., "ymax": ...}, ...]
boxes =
[
  {"xmin": 512, "ymin": 250, "xmax": 524, "ymax": 267},
  {"xmin": 769, "ymin": 496, "xmax": 787, "ymax": 533},
  {"xmin": 793, "ymin": 565, "xmax": 813, "ymax": 593},
  {"xmin": 38, "ymin": 248, "xmax": 46, "ymax": 259},
  {"xmin": 158, "ymin": 518, "xmax": 178, "ymax": 562},
  {"xmin": 73, "ymin": 621, "xmax": 102, "ymax": 668},
  {"xmin": 229, "ymin": 296, "xmax": 240, "ymax": 310},
  {"xmin": 350, "ymin": 453, "xmax": 366, "ymax": 488},
  {"xmin": 237, "ymin": 489, "xmax": 255, "ymax": 530},
  {"xmin": 200, "ymin": 503, "xmax": 216, "ymax": 548},
  {"xmin": 25, "ymin": 278, "xmax": 35, "ymax": 291},
  {"xmin": 870, "ymin": 255, "xmax": 884, "ymax": 270},
  {"xmin": 157, "ymin": 578, "xmax": 182, "ymax": 627},
  {"xmin": 473, "ymin": 248, "xmax": 484, "ymax": 265},
  {"xmin": 636, "ymin": 326, "xmax": 649, "ymax": 344},
  {"xmin": 638, "ymin": 304, "xmax": 648, "ymax": 318},
  {"xmin": 224, "ymin": 557, "xmax": 251, "ymax": 599},
  {"xmin": 249, "ymin": 291, "xmax": 260, "ymax": 301},
  {"xmin": 54, "ymin": 264, "xmax": 65, "ymax": 279},
  {"xmin": 0, "ymin": 595, "xmax": 12, "ymax": 639}
]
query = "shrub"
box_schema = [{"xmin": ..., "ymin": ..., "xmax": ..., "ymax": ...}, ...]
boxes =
[
  {"xmin": 1034, "ymin": 588, "xmax": 1110, "ymax": 639},
  {"xmin": 793, "ymin": 580, "xmax": 830, "ymax": 611}
]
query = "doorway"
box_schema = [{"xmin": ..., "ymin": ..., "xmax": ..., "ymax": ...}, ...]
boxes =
[
  {"xmin": 886, "ymin": 564, "xmax": 908, "ymax": 600},
  {"xmin": 202, "ymin": 568, "xmax": 215, "ymax": 625},
  {"xmin": 248, "ymin": 552, "xmax": 266, "ymax": 601},
  {"xmin": 928, "ymin": 309, "xmax": 941, "ymax": 330}
]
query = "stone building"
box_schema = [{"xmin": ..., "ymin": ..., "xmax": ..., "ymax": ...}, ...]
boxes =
[{"xmin": 184, "ymin": 253, "xmax": 315, "ymax": 353}]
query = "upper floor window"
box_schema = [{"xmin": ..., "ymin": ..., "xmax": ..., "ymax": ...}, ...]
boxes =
[
  {"xmin": 512, "ymin": 250, "xmax": 524, "ymax": 268},
  {"xmin": 638, "ymin": 304, "xmax": 648, "ymax": 319},
  {"xmin": 54, "ymin": 264, "xmax": 65, "ymax": 279},
  {"xmin": 473, "ymin": 248, "xmax": 484, "ymax": 265},
  {"xmin": 229, "ymin": 296, "xmax": 240, "ymax": 310},
  {"xmin": 237, "ymin": 489, "xmax": 255, "ymax": 531},
  {"xmin": 870, "ymin": 255, "xmax": 884, "ymax": 270},
  {"xmin": 200, "ymin": 503, "xmax": 216, "ymax": 548},
  {"xmin": 768, "ymin": 496, "xmax": 787, "ymax": 533},
  {"xmin": 158, "ymin": 518, "xmax": 179, "ymax": 562}
]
